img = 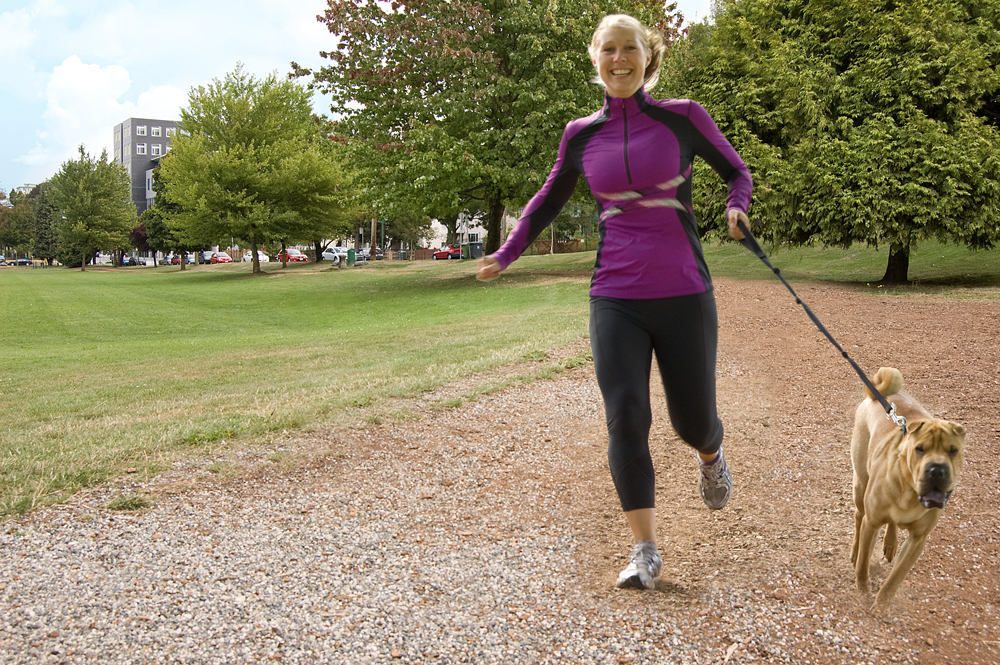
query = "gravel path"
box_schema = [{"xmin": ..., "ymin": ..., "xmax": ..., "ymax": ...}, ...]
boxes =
[{"xmin": 3, "ymin": 278, "xmax": 998, "ymax": 664}]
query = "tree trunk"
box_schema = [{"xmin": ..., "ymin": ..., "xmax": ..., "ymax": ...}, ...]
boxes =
[
  {"xmin": 441, "ymin": 213, "xmax": 460, "ymax": 244},
  {"xmin": 881, "ymin": 243, "xmax": 910, "ymax": 284},
  {"xmin": 484, "ymin": 192, "xmax": 505, "ymax": 255},
  {"xmin": 80, "ymin": 248, "xmax": 86, "ymax": 272}
]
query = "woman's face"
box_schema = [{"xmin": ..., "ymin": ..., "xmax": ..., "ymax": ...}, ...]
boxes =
[{"xmin": 592, "ymin": 25, "xmax": 650, "ymax": 99}]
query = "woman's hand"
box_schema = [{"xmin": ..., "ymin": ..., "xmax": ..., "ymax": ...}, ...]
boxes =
[
  {"xmin": 727, "ymin": 208, "xmax": 750, "ymax": 241},
  {"xmin": 477, "ymin": 256, "xmax": 503, "ymax": 281}
]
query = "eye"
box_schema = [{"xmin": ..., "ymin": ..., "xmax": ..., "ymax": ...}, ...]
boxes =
[
  {"xmin": 914, "ymin": 446, "xmax": 925, "ymax": 456},
  {"xmin": 949, "ymin": 447, "xmax": 958, "ymax": 457}
]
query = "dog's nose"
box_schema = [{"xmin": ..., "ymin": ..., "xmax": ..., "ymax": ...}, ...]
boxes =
[{"xmin": 925, "ymin": 464, "xmax": 949, "ymax": 481}]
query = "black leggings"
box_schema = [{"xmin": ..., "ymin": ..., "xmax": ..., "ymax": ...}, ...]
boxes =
[{"xmin": 589, "ymin": 292, "xmax": 724, "ymax": 512}]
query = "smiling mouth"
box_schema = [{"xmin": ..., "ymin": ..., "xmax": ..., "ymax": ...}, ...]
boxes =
[{"xmin": 611, "ymin": 69, "xmax": 633, "ymax": 76}]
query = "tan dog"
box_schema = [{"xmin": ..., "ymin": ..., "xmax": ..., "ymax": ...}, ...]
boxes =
[{"xmin": 850, "ymin": 367, "xmax": 966, "ymax": 611}]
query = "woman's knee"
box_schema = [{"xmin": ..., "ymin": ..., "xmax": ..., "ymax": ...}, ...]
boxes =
[{"xmin": 674, "ymin": 416, "xmax": 723, "ymax": 455}]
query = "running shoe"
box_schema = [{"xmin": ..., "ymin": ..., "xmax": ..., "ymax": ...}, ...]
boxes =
[
  {"xmin": 615, "ymin": 540, "xmax": 662, "ymax": 590},
  {"xmin": 698, "ymin": 447, "xmax": 732, "ymax": 510}
]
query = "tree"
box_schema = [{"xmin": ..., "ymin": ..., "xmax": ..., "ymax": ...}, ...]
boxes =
[
  {"xmin": 160, "ymin": 64, "xmax": 351, "ymax": 274},
  {"xmin": 300, "ymin": 0, "xmax": 683, "ymax": 254},
  {"xmin": 662, "ymin": 0, "xmax": 1000, "ymax": 283},
  {"xmin": 49, "ymin": 146, "xmax": 136, "ymax": 271},
  {"xmin": 129, "ymin": 223, "xmax": 153, "ymax": 266},
  {"xmin": 30, "ymin": 183, "xmax": 59, "ymax": 264},
  {"xmin": 0, "ymin": 191, "xmax": 35, "ymax": 259},
  {"xmin": 144, "ymin": 163, "xmax": 196, "ymax": 269}
]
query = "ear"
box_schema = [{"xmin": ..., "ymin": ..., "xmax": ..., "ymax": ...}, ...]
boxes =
[{"xmin": 946, "ymin": 422, "xmax": 967, "ymax": 438}]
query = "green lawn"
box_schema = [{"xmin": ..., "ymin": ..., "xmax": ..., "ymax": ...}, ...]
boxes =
[{"xmin": 1, "ymin": 240, "xmax": 998, "ymax": 515}]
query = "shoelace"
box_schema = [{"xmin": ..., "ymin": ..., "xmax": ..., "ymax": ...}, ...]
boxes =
[{"xmin": 701, "ymin": 457, "xmax": 729, "ymax": 485}]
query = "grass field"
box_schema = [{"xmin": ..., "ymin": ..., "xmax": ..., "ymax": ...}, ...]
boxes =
[{"xmin": 2, "ymin": 239, "xmax": 998, "ymax": 515}]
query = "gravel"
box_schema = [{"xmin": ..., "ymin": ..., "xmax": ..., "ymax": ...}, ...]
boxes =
[
  {"xmin": 6, "ymin": 277, "xmax": 996, "ymax": 664},
  {"xmin": 1, "ymin": 370, "xmax": 886, "ymax": 665}
]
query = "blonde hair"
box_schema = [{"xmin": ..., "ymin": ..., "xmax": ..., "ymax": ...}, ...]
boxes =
[{"xmin": 588, "ymin": 14, "xmax": 665, "ymax": 90}]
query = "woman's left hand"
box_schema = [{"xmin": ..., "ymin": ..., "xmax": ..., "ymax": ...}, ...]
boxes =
[{"xmin": 727, "ymin": 209, "xmax": 749, "ymax": 240}]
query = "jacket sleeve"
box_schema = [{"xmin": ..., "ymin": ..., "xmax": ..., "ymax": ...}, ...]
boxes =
[
  {"xmin": 491, "ymin": 124, "xmax": 581, "ymax": 270},
  {"xmin": 686, "ymin": 100, "xmax": 752, "ymax": 214}
]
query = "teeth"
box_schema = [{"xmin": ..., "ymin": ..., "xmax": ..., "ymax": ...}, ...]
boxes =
[{"xmin": 612, "ymin": 69, "xmax": 632, "ymax": 75}]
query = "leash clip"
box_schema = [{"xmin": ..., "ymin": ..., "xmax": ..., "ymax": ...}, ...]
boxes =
[{"xmin": 886, "ymin": 403, "xmax": 908, "ymax": 432}]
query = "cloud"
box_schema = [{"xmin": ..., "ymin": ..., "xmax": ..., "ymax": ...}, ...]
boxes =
[{"xmin": 15, "ymin": 55, "xmax": 187, "ymax": 175}]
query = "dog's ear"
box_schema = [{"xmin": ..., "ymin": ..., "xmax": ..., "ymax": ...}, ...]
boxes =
[{"xmin": 944, "ymin": 422, "xmax": 967, "ymax": 439}]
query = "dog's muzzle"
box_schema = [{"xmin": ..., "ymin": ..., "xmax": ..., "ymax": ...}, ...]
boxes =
[{"xmin": 919, "ymin": 489, "xmax": 954, "ymax": 510}]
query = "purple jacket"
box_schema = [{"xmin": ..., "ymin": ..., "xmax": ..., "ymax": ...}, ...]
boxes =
[{"xmin": 493, "ymin": 89, "xmax": 752, "ymax": 299}]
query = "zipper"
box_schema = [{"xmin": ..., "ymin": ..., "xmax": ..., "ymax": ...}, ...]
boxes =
[{"xmin": 621, "ymin": 98, "xmax": 633, "ymax": 185}]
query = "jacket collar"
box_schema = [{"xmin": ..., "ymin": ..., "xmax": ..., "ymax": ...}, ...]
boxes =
[{"xmin": 603, "ymin": 87, "xmax": 652, "ymax": 117}]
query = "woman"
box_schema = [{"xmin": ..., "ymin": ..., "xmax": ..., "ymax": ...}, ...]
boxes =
[{"xmin": 478, "ymin": 14, "xmax": 752, "ymax": 590}]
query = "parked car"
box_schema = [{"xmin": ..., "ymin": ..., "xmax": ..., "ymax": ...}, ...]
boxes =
[
  {"xmin": 276, "ymin": 248, "xmax": 309, "ymax": 262},
  {"xmin": 358, "ymin": 247, "xmax": 383, "ymax": 261},
  {"xmin": 210, "ymin": 252, "xmax": 233, "ymax": 264},
  {"xmin": 242, "ymin": 251, "xmax": 270, "ymax": 263},
  {"xmin": 170, "ymin": 252, "xmax": 196, "ymax": 265},
  {"xmin": 433, "ymin": 244, "xmax": 462, "ymax": 260},
  {"xmin": 321, "ymin": 246, "xmax": 350, "ymax": 262}
]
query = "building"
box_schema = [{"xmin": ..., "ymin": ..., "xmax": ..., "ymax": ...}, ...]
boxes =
[{"xmin": 112, "ymin": 118, "xmax": 180, "ymax": 213}]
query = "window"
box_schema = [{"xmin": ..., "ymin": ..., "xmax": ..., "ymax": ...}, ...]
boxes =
[
  {"xmin": 124, "ymin": 126, "xmax": 130, "ymax": 138},
  {"xmin": 152, "ymin": 126, "xmax": 162, "ymax": 137},
  {"xmin": 151, "ymin": 144, "xmax": 162, "ymax": 156},
  {"xmin": 137, "ymin": 143, "xmax": 147, "ymax": 155},
  {"xmin": 137, "ymin": 125, "xmax": 147, "ymax": 136},
  {"xmin": 165, "ymin": 127, "xmax": 176, "ymax": 137},
  {"xmin": 165, "ymin": 144, "xmax": 172, "ymax": 152}
]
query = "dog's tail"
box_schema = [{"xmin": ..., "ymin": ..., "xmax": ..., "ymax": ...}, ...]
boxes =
[{"xmin": 865, "ymin": 367, "xmax": 903, "ymax": 400}]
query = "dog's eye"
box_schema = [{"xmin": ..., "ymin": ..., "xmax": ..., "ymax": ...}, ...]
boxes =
[
  {"xmin": 949, "ymin": 447, "xmax": 958, "ymax": 457},
  {"xmin": 914, "ymin": 446, "xmax": 925, "ymax": 456}
]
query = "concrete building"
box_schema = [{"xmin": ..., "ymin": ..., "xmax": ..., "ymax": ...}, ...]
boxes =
[{"xmin": 113, "ymin": 118, "xmax": 180, "ymax": 213}]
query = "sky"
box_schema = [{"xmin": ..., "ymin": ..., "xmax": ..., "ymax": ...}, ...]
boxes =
[{"xmin": 0, "ymin": 0, "xmax": 712, "ymax": 195}]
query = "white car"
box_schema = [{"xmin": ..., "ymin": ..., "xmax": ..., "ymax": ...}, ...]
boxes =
[
  {"xmin": 321, "ymin": 247, "xmax": 351, "ymax": 262},
  {"xmin": 242, "ymin": 251, "xmax": 270, "ymax": 263}
]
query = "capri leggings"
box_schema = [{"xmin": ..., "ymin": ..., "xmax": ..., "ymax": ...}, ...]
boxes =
[{"xmin": 589, "ymin": 291, "xmax": 724, "ymax": 512}]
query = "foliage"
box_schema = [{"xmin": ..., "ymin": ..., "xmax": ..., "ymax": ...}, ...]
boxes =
[
  {"xmin": 30, "ymin": 183, "xmax": 59, "ymax": 263},
  {"xmin": 662, "ymin": 0, "xmax": 1000, "ymax": 282},
  {"xmin": 48, "ymin": 146, "xmax": 137, "ymax": 271},
  {"xmin": 160, "ymin": 65, "xmax": 352, "ymax": 273},
  {"xmin": 0, "ymin": 191, "xmax": 35, "ymax": 257},
  {"xmin": 300, "ymin": 0, "xmax": 684, "ymax": 253}
]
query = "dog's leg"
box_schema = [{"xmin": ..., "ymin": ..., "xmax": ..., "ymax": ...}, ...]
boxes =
[
  {"xmin": 874, "ymin": 524, "xmax": 934, "ymax": 611},
  {"xmin": 851, "ymin": 492, "xmax": 864, "ymax": 565},
  {"xmin": 855, "ymin": 516, "xmax": 881, "ymax": 593},
  {"xmin": 850, "ymin": 418, "xmax": 870, "ymax": 566},
  {"xmin": 882, "ymin": 523, "xmax": 899, "ymax": 562}
]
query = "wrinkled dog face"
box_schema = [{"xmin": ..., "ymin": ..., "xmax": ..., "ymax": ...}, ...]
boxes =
[{"xmin": 904, "ymin": 420, "xmax": 966, "ymax": 509}]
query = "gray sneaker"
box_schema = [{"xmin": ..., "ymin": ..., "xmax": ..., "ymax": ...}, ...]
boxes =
[
  {"xmin": 698, "ymin": 447, "xmax": 732, "ymax": 510},
  {"xmin": 615, "ymin": 540, "xmax": 662, "ymax": 590}
]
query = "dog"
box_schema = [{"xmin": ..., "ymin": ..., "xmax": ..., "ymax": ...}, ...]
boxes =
[{"xmin": 849, "ymin": 367, "xmax": 966, "ymax": 611}]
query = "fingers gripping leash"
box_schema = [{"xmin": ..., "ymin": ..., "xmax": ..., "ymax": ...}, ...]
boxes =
[{"xmin": 735, "ymin": 220, "xmax": 907, "ymax": 434}]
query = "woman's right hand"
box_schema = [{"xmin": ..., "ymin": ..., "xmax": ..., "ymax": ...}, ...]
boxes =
[{"xmin": 477, "ymin": 256, "xmax": 503, "ymax": 281}]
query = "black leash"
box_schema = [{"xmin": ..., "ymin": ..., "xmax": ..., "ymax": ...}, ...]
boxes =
[{"xmin": 735, "ymin": 220, "xmax": 907, "ymax": 433}]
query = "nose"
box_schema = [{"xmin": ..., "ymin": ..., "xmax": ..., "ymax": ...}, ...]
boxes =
[{"xmin": 925, "ymin": 464, "xmax": 949, "ymax": 482}]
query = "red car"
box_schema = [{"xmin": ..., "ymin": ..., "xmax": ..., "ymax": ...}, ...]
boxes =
[
  {"xmin": 210, "ymin": 252, "xmax": 233, "ymax": 264},
  {"xmin": 276, "ymin": 248, "xmax": 309, "ymax": 262},
  {"xmin": 433, "ymin": 244, "xmax": 462, "ymax": 260}
]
